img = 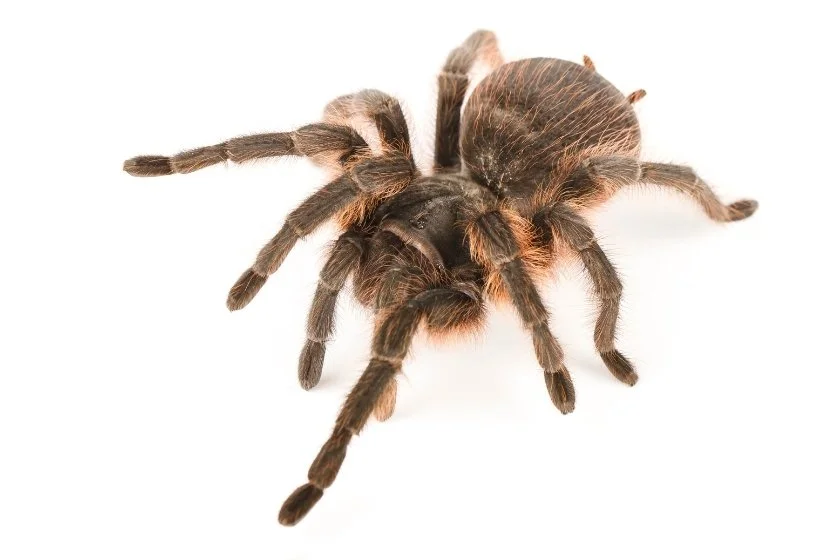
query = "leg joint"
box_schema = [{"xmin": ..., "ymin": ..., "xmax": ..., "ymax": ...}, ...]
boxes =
[
  {"xmin": 543, "ymin": 205, "xmax": 596, "ymax": 251},
  {"xmin": 284, "ymin": 220, "xmax": 306, "ymax": 240},
  {"xmin": 369, "ymin": 353, "xmax": 404, "ymax": 367},
  {"xmin": 470, "ymin": 210, "xmax": 521, "ymax": 266},
  {"xmin": 349, "ymin": 153, "xmax": 414, "ymax": 193},
  {"xmin": 292, "ymin": 124, "xmax": 364, "ymax": 157},
  {"xmin": 317, "ymin": 274, "xmax": 344, "ymax": 293}
]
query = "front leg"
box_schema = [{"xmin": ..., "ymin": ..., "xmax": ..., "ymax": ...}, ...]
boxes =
[
  {"xmin": 534, "ymin": 204, "xmax": 637, "ymax": 385},
  {"xmin": 466, "ymin": 209, "xmax": 575, "ymax": 413},
  {"xmin": 227, "ymin": 153, "xmax": 414, "ymax": 311},
  {"xmin": 298, "ymin": 231, "xmax": 366, "ymax": 390},
  {"xmin": 279, "ymin": 284, "xmax": 484, "ymax": 525},
  {"xmin": 123, "ymin": 123, "xmax": 368, "ymax": 177}
]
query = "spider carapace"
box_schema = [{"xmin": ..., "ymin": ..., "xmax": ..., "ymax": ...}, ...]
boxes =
[{"xmin": 124, "ymin": 31, "xmax": 758, "ymax": 525}]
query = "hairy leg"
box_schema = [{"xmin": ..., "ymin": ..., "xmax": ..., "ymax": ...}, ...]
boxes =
[
  {"xmin": 227, "ymin": 153, "xmax": 414, "ymax": 310},
  {"xmin": 355, "ymin": 230, "xmax": 486, "ymax": 421},
  {"xmin": 123, "ymin": 122, "xmax": 369, "ymax": 176},
  {"xmin": 466, "ymin": 209, "xmax": 575, "ymax": 413},
  {"xmin": 124, "ymin": 87, "xmax": 421, "ymax": 178},
  {"xmin": 324, "ymin": 89, "xmax": 416, "ymax": 167},
  {"xmin": 377, "ymin": 272, "xmax": 485, "ymax": 421},
  {"xmin": 298, "ymin": 231, "xmax": 366, "ymax": 390},
  {"xmin": 278, "ymin": 286, "xmax": 482, "ymax": 525},
  {"xmin": 569, "ymin": 155, "xmax": 759, "ymax": 222},
  {"xmin": 435, "ymin": 30, "xmax": 503, "ymax": 171},
  {"xmin": 533, "ymin": 204, "xmax": 637, "ymax": 385}
]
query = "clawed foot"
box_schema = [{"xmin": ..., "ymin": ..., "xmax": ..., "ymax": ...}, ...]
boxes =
[
  {"xmin": 727, "ymin": 199, "xmax": 759, "ymax": 221},
  {"xmin": 123, "ymin": 155, "xmax": 173, "ymax": 177},
  {"xmin": 298, "ymin": 340, "xmax": 325, "ymax": 390},
  {"xmin": 226, "ymin": 268, "xmax": 267, "ymax": 311},
  {"xmin": 545, "ymin": 368, "xmax": 576, "ymax": 414},
  {"xmin": 600, "ymin": 349, "xmax": 638, "ymax": 386}
]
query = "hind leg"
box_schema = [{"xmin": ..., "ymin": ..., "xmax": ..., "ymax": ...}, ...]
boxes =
[
  {"xmin": 568, "ymin": 156, "xmax": 758, "ymax": 222},
  {"xmin": 435, "ymin": 30, "xmax": 504, "ymax": 171},
  {"xmin": 278, "ymin": 284, "xmax": 483, "ymax": 525}
]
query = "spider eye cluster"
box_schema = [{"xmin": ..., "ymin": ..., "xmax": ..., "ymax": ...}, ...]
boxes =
[{"xmin": 411, "ymin": 215, "xmax": 428, "ymax": 229}]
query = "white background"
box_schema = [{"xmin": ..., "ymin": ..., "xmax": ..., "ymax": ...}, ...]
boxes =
[{"xmin": 2, "ymin": 2, "xmax": 838, "ymax": 559}]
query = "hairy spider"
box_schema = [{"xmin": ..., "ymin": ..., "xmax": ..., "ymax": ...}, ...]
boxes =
[{"xmin": 124, "ymin": 30, "xmax": 758, "ymax": 525}]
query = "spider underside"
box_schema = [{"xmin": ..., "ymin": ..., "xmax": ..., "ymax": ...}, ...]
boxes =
[{"xmin": 123, "ymin": 31, "xmax": 758, "ymax": 526}]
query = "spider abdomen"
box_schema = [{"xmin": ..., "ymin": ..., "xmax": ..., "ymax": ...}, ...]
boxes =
[{"xmin": 461, "ymin": 57, "xmax": 641, "ymax": 201}]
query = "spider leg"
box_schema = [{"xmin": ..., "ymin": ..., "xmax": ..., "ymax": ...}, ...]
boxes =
[
  {"xmin": 364, "ymin": 245, "xmax": 405, "ymax": 422},
  {"xmin": 323, "ymin": 89, "xmax": 416, "ymax": 167},
  {"xmin": 570, "ymin": 156, "xmax": 759, "ymax": 222},
  {"xmin": 466, "ymin": 209, "xmax": 575, "ymax": 413},
  {"xmin": 278, "ymin": 286, "xmax": 482, "ymax": 525},
  {"xmin": 534, "ymin": 204, "xmax": 637, "ymax": 385},
  {"xmin": 435, "ymin": 30, "xmax": 504, "ymax": 172},
  {"xmin": 298, "ymin": 231, "xmax": 366, "ymax": 390},
  {"xmin": 357, "ymin": 231, "xmax": 486, "ymax": 420},
  {"xmin": 123, "ymin": 123, "xmax": 369, "ymax": 177},
  {"xmin": 369, "ymin": 275, "xmax": 485, "ymax": 423},
  {"xmin": 227, "ymin": 154, "xmax": 414, "ymax": 310}
]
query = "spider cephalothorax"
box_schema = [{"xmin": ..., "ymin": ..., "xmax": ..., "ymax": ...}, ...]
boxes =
[{"xmin": 124, "ymin": 31, "xmax": 758, "ymax": 525}]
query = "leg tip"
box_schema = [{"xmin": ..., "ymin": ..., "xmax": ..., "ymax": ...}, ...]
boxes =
[
  {"xmin": 278, "ymin": 483, "xmax": 323, "ymax": 526},
  {"xmin": 123, "ymin": 155, "xmax": 173, "ymax": 177},
  {"xmin": 601, "ymin": 350, "xmax": 638, "ymax": 386},
  {"xmin": 226, "ymin": 268, "xmax": 267, "ymax": 311},
  {"xmin": 545, "ymin": 369, "xmax": 576, "ymax": 414},
  {"xmin": 727, "ymin": 199, "xmax": 759, "ymax": 221},
  {"xmin": 298, "ymin": 340, "xmax": 325, "ymax": 390}
]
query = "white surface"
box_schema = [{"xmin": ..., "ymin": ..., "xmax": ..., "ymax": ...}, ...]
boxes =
[{"xmin": 2, "ymin": 2, "xmax": 838, "ymax": 559}]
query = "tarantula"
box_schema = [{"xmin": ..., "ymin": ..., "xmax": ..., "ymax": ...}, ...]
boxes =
[{"xmin": 124, "ymin": 31, "xmax": 758, "ymax": 525}]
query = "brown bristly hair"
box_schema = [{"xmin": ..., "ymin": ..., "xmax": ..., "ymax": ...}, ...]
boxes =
[{"xmin": 123, "ymin": 29, "xmax": 758, "ymax": 526}]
